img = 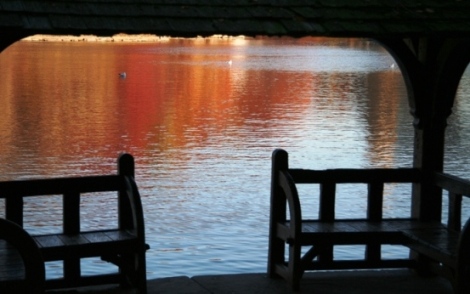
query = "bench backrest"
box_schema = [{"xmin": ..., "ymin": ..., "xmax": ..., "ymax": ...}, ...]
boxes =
[
  {"xmin": 272, "ymin": 148, "xmax": 470, "ymax": 232},
  {"xmin": 271, "ymin": 149, "xmax": 421, "ymax": 227}
]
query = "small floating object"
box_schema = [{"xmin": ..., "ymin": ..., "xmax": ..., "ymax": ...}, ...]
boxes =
[
  {"xmin": 119, "ymin": 72, "xmax": 127, "ymax": 78},
  {"xmin": 228, "ymin": 60, "xmax": 232, "ymax": 65}
]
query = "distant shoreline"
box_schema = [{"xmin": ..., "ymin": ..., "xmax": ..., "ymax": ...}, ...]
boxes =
[{"xmin": 22, "ymin": 34, "xmax": 247, "ymax": 43}]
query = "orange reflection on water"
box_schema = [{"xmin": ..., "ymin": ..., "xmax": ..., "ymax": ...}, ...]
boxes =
[
  {"xmin": 0, "ymin": 39, "xmax": 316, "ymax": 175},
  {"xmin": 364, "ymin": 71, "xmax": 409, "ymax": 167},
  {"xmin": 0, "ymin": 37, "xmax": 407, "ymax": 179}
]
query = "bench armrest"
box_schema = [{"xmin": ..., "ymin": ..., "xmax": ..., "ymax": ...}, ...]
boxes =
[
  {"xmin": 278, "ymin": 170, "xmax": 303, "ymax": 239},
  {"xmin": 0, "ymin": 218, "xmax": 45, "ymax": 293},
  {"xmin": 121, "ymin": 176, "xmax": 146, "ymax": 245}
]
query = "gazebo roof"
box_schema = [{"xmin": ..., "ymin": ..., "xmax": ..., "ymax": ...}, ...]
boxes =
[{"xmin": 2, "ymin": 0, "xmax": 470, "ymax": 40}]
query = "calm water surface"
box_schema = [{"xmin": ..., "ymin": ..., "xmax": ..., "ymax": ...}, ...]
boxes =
[{"xmin": 0, "ymin": 37, "xmax": 469, "ymax": 279}]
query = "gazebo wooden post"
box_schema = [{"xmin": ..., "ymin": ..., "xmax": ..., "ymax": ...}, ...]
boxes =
[
  {"xmin": 411, "ymin": 117, "xmax": 446, "ymax": 221},
  {"xmin": 381, "ymin": 37, "xmax": 470, "ymax": 222},
  {"xmin": 381, "ymin": 37, "xmax": 470, "ymax": 271},
  {"xmin": 410, "ymin": 39, "xmax": 470, "ymax": 221}
]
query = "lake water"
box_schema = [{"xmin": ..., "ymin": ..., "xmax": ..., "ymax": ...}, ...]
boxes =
[{"xmin": 0, "ymin": 37, "xmax": 469, "ymax": 279}]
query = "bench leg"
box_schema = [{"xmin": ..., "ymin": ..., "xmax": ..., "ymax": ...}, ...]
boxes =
[
  {"xmin": 63, "ymin": 257, "xmax": 81, "ymax": 288},
  {"xmin": 119, "ymin": 252, "xmax": 147, "ymax": 294},
  {"xmin": 455, "ymin": 265, "xmax": 470, "ymax": 294},
  {"xmin": 135, "ymin": 251, "xmax": 148, "ymax": 294},
  {"xmin": 455, "ymin": 247, "xmax": 470, "ymax": 293},
  {"xmin": 455, "ymin": 219, "xmax": 470, "ymax": 294},
  {"xmin": 410, "ymin": 251, "xmax": 439, "ymax": 276},
  {"xmin": 267, "ymin": 237, "xmax": 285, "ymax": 279},
  {"xmin": 268, "ymin": 237, "xmax": 303, "ymax": 290},
  {"xmin": 287, "ymin": 243, "xmax": 303, "ymax": 291}
]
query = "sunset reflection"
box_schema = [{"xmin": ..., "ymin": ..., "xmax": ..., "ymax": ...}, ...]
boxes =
[
  {"xmin": 0, "ymin": 37, "xmax": 416, "ymax": 278},
  {"xmin": 0, "ymin": 38, "xmax": 411, "ymax": 177}
]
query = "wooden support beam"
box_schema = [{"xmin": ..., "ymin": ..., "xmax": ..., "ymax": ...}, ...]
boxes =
[{"xmin": 379, "ymin": 37, "xmax": 470, "ymax": 222}]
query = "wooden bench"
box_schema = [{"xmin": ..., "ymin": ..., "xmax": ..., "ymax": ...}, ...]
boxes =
[
  {"xmin": 267, "ymin": 149, "xmax": 470, "ymax": 293},
  {"xmin": 0, "ymin": 153, "xmax": 148, "ymax": 293}
]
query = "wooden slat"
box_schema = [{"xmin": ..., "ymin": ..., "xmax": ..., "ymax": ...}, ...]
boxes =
[
  {"xmin": 403, "ymin": 228, "xmax": 460, "ymax": 266},
  {"xmin": 366, "ymin": 182, "xmax": 384, "ymax": 262},
  {"xmin": 317, "ymin": 180, "xmax": 335, "ymax": 262},
  {"xmin": 5, "ymin": 196, "xmax": 23, "ymax": 226},
  {"xmin": 298, "ymin": 219, "xmax": 443, "ymax": 233},
  {"xmin": 81, "ymin": 231, "xmax": 114, "ymax": 244},
  {"xmin": 319, "ymin": 182, "xmax": 335, "ymax": 221},
  {"xmin": 289, "ymin": 168, "xmax": 421, "ymax": 184},
  {"xmin": 34, "ymin": 230, "xmax": 139, "ymax": 262},
  {"xmin": 367, "ymin": 182, "xmax": 384, "ymax": 221},
  {"xmin": 0, "ymin": 175, "xmax": 125, "ymax": 198},
  {"xmin": 104, "ymin": 230, "xmax": 137, "ymax": 241},
  {"xmin": 63, "ymin": 192, "xmax": 80, "ymax": 234},
  {"xmin": 57, "ymin": 234, "xmax": 90, "ymax": 246},
  {"xmin": 33, "ymin": 235, "xmax": 65, "ymax": 248}
]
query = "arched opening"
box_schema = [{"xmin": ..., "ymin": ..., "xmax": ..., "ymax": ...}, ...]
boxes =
[
  {"xmin": 444, "ymin": 63, "xmax": 470, "ymax": 225},
  {"xmin": 0, "ymin": 36, "xmax": 417, "ymax": 278}
]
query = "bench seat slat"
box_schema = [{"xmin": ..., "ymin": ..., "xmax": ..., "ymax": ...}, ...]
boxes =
[
  {"xmin": 33, "ymin": 229, "xmax": 139, "ymax": 261},
  {"xmin": 288, "ymin": 168, "xmax": 421, "ymax": 184},
  {"xmin": 39, "ymin": 244, "xmax": 139, "ymax": 262},
  {"xmin": 58, "ymin": 234, "xmax": 90, "ymax": 246},
  {"xmin": 34, "ymin": 235, "xmax": 64, "ymax": 248},
  {"xmin": 403, "ymin": 228, "xmax": 460, "ymax": 265},
  {"xmin": 279, "ymin": 219, "xmax": 447, "ymax": 246},
  {"xmin": 80, "ymin": 231, "xmax": 114, "ymax": 244},
  {"xmin": 282, "ymin": 219, "xmax": 445, "ymax": 233},
  {"xmin": 104, "ymin": 230, "xmax": 138, "ymax": 241},
  {"xmin": 33, "ymin": 230, "xmax": 137, "ymax": 249}
]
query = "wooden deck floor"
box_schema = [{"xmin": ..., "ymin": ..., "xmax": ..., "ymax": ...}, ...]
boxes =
[{"xmin": 46, "ymin": 270, "xmax": 453, "ymax": 294}]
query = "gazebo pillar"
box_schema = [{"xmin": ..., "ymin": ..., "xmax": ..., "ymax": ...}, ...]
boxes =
[
  {"xmin": 411, "ymin": 115, "xmax": 447, "ymax": 221},
  {"xmin": 380, "ymin": 37, "xmax": 470, "ymax": 221}
]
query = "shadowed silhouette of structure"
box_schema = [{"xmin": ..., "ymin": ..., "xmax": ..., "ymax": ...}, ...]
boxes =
[{"xmin": 1, "ymin": 1, "xmax": 470, "ymax": 293}]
